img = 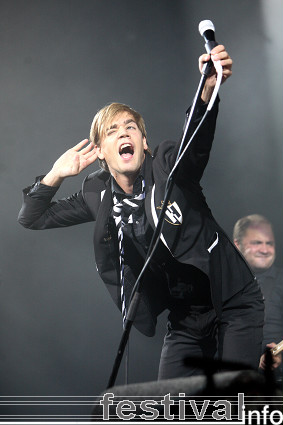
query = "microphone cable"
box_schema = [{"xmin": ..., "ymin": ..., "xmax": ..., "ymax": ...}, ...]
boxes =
[
  {"xmin": 129, "ymin": 55, "xmax": 223, "ymax": 306},
  {"xmin": 107, "ymin": 56, "xmax": 223, "ymax": 389}
]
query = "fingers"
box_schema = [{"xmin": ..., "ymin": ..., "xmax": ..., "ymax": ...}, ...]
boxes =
[
  {"xmin": 73, "ymin": 139, "xmax": 96, "ymax": 157},
  {"xmin": 210, "ymin": 44, "xmax": 227, "ymax": 55},
  {"xmin": 260, "ymin": 344, "xmax": 283, "ymax": 370},
  {"xmin": 63, "ymin": 139, "xmax": 99, "ymax": 173},
  {"xmin": 199, "ymin": 53, "xmax": 211, "ymax": 72},
  {"xmin": 73, "ymin": 138, "xmax": 90, "ymax": 151},
  {"xmin": 267, "ymin": 343, "xmax": 282, "ymax": 369},
  {"xmin": 199, "ymin": 53, "xmax": 211, "ymax": 64},
  {"xmin": 80, "ymin": 141, "xmax": 95, "ymax": 155},
  {"xmin": 199, "ymin": 48, "xmax": 232, "ymax": 82},
  {"xmin": 199, "ymin": 45, "xmax": 229, "ymax": 62},
  {"xmin": 84, "ymin": 148, "xmax": 98, "ymax": 163},
  {"xmin": 211, "ymin": 45, "xmax": 233, "ymax": 71},
  {"xmin": 66, "ymin": 139, "xmax": 98, "ymax": 172},
  {"xmin": 200, "ymin": 45, "xmax": 232, "ymax": 68}
]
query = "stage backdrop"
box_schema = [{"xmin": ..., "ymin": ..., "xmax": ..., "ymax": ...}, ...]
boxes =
[{"xmin": 0, "ymin": 0, "xmax": 282, "ymax": 413}]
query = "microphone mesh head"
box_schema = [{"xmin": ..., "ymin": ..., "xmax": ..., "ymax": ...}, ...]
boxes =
[{"xmin": 199, "ymin": 20, "xmax": 215, "ymax": 36}]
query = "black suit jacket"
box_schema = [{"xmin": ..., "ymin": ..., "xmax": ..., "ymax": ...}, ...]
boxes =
[{"xmin": 18, "ymin": 100, "xmax": 254, "ymax": 336}]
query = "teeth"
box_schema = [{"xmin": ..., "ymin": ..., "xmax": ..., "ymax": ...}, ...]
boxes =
[
  {"xmin": 119, "ymin": 143, "xmax": 134, "ymax": 155},
  {"xmin": 120, "ymin": 143, "xmax": 131, "ymax": 149}
]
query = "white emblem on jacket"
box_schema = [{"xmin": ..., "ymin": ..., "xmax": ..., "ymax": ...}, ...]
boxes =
[{"xmin": 163, "ymin": 201, "xmax": 183, "ymax": 225}]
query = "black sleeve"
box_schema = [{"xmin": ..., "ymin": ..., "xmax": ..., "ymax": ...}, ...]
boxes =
[
  {"xmin": 154, "ymin": 98, "xmax": 219, "ymax": 183},
  {"xmin": 18, "ymin": 177, "xmax": 94, "ymax": 229},
  {"xmin": 262, "ymin": 278, "xmax": 283, "ymax": 347}
]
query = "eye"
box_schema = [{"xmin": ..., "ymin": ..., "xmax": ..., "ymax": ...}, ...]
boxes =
[
  {"xmin": 127, "ymin": 125, "xmax": 136, "ymax": 130},
  {"xmin": 107, "ymin": 130, "xmax": 116, "ymax": 136}
]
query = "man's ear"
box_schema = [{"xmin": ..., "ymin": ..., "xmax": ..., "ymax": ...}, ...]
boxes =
[
  {"xmin": 234, "ymin": 239, "xmax": 240, "ymax": 250},
  {"xmin": 143, "ymin": 137, "xmax": 148, "ymax": 151},
  {"xmin": 95, "ymin": 145, "xmax": 105, "ymax": 160}
]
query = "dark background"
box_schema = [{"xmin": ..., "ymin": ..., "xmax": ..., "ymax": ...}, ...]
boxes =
[{"xmin": 0, "ymin": 0, "xmax": 282, "ymax": 414}]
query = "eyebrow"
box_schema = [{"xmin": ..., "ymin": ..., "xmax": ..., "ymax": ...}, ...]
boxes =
[{"xmin": 106, "ymin": 119, "xmax": 136, "ymax": 132}]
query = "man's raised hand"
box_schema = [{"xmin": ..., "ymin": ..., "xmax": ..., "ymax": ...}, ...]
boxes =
[
  {"xmin": 199, "ymin": 44, "xmax": 233, "ymax": 103},
  {"xmin": 41, "ymin": 139, "xmax": 98, "ymax": 187}
]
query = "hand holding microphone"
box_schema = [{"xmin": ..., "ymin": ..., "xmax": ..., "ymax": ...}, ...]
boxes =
[{"xmin": 198, "ymin": 20, "xmax": 233, "ymax": 92}]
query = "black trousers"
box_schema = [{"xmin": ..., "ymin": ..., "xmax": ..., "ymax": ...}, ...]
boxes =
[{"xmin": 158, "ymin": 279, "xmax": 264, "ymax": 379}]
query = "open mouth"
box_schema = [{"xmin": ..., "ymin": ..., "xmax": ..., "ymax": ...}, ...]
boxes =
[{"xmin": 119, "ymin": 143, "xmax": 134, "ymax": 158}]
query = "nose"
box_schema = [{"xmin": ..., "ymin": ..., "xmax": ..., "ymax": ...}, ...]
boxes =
[
  {"xmin": 260, "ymin": 243, "xmax": 270, "ymax": 254},
  {"xmin": 118, "ymin": 125, "xmax": 129, "ymax": 139}
]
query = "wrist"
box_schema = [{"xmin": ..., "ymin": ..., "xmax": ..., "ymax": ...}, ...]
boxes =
[
  {"xmin": 41, "ymin": 170, "xmax": 64, "ymax": 187},
  {"xmin": 201, "ymin": 85, "xmax": 214, "ymax": 104}
]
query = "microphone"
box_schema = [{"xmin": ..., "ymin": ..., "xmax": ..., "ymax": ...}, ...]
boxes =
[
  {"xmin": 199, "ymin": 20, "xmax": 218, "ymax": 53},
  {"xmin": 198, "ymin": 20, "xmax": 219, "ymax": 76}
]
